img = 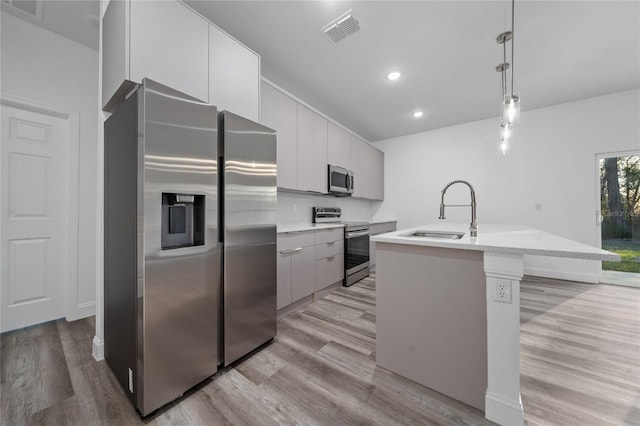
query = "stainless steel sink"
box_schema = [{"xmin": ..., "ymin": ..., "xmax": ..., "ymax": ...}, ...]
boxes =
[{"xmin": 403, "ymin": 230, "xmax": 465, "ymax": 239}]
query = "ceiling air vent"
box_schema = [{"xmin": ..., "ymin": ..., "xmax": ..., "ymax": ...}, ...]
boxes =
[
  {"xmin": 322, "ymin": 10, "xmax": 360, "ymax": 43},
  {"xmin": 1, "ymin": 0, "xmax": 43, "ymax": 19}
]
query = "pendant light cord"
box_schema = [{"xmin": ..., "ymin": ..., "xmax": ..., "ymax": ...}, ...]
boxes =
[
  {"xmin": 502, "ymin": 42, "xmax": 508, "ymax": 99},
  {"xmin": 511, "ymin": 0, "xmax": 515, "ymax": 97}
]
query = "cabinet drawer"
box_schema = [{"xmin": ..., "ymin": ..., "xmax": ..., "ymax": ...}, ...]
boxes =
[
  {"xmin": 278, "ymin": 231, "xmax": 315, "ymax": 252},
  {"xmin": 314, "ymin": 227, "xmax": 344, "ymax": 244},
  {"xmin": 314, "ymin": 239, "xmax": 344, "ymax": 260},
  {"xmin": 314, "ymin": 254, "xmax": 344, "ymax": 291}
]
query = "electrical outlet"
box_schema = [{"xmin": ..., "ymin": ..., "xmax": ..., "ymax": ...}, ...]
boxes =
[{"xmin": 494, "ymin": 279, "xmax": 512, "ymax": 303}]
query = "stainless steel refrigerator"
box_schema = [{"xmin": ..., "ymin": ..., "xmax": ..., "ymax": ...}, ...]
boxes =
[{"xmin": 104, "ymin": 79, "xmax": 276, "ymax": 416}]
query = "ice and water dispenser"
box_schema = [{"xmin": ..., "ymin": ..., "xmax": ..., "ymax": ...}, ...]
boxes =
[{"xmin": 161, "ymin": 193, "xmax": 205, "ymax": 250}]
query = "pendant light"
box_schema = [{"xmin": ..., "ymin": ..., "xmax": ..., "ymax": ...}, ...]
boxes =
[{"xmin": 496, "ymin": 0, "xmax": 520, "ymax": 151}]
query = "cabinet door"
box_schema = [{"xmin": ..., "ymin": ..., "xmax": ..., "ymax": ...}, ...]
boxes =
[
  {"xmin": 327, "ymin": 122, "xmax": 351, "ymax": 170},
  {"xmin": 209, "ymin": 25, "xmax": 259, "ymax": 122},
  {"xmin": 130, "ymin": 0, "xmax": 209, "ymax": 102},
  {"xmin": 277, "ymin": 252, "xmax": 292, "ymax": 309},
  {"xmin": 313, "ymin": 113, "xmax": 328, "ymax": 194},
  {"xmin": 102, "ymin": 0, "xmax": 130, "ymax": 110},
  {"xmin": 315, "ymin": 254, "xmax": 344, "ymax": 291},
  {"xmin": 260, "ymin": 81, "xmax": 275, "ymax": 128},
  {"xmin": 370, "ymin": 145, "xmax": 385, "ymax": 200},
  {"xmin": 291, "ymin": 247, "xmax": 315, "ymax": 303},
  {"xmin": 351, "ymin": 136, "xmax": 370, "ymax": 199},
  {"xmin": 297, "ymin": 104, "xmax": 314, "ymax": 191},
  {"xmin": 274, "ymin": 90, "xmax": 297, "ymax": 189},
  {"xmin": 370, "ymin": 240, "xmax": 376, "ymax": 267}
]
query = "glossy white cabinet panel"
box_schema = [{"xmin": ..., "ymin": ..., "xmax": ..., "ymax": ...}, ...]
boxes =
[
  {"xmin": 297, "ymin": 104, "xmax": 315, "ymax": 192},
  {"xmin": 209, "ymin": 25, "xmax": 259, "ymax": 122},
  {"xmin": 351, "ymin": 136, "xmax": 370, "ymax": 199},
  {"xmin": 274, "ymin": 90, "xmax": 298, "ymax": 190},
  {"xmin": 313, "ymin": 113, "xmax": 328, "ymax": 194},
  {"xmin": 130, "ymin": 0, "xmax": 209, "ymax": 102},
  {"xmin": 314, "ymin": 254, "xmax": 344, "ymax": 291},
  {"xmin": 260, "ymin": 81, "xmax": 275, "ymax": 128},
  {"xmin": 277, "ymin": 252, "xmax": 292, "ymax": 309},
  {"xmin": 327, "ymin": 122, "xmax": 351, "ymax": 170},
  {"xmin": 291, "ymin": 247, "xmax": 316, "ymax": 303}
]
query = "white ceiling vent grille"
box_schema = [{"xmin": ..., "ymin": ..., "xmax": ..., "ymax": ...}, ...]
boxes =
[
  {"xmin": 322, "ymin": 10, "xmax": 360, "ymax": 43},
  {"xmin": 1, "ymin": 0, "xmax": 43, "ymax": 20}
]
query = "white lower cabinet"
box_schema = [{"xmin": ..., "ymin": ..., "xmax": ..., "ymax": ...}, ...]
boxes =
[
  {"xmin": 278, "ymin": 227, "xmax": 345, "ymax": 310},
  {"xmin": 314, "ymin": 254, "xmax": 344, "ymax": 291},
  {"xmin": 277, "ymin": 231, "xmax": 315, "ymax": 309}
]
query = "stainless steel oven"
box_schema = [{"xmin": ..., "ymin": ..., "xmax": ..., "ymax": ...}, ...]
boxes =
[
  {"xmin": 344, "ymin": 223, "xmax": 370, "ymax": 286},
  {"xmin": 328, "ymin": 165, "xmax": 354, "ymax": 196}
]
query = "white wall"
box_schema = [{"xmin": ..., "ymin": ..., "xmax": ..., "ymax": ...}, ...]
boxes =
[
  {"xmin": 372, "ymin": 89, "xmax": 640, "ymax": 283},
  {"xmin": 1, "ymin": 12, "xmax": 99, "ymax": 316}
]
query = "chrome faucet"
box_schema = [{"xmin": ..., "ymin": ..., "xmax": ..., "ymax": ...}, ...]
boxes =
[{"xmin": 438, "ymin": 180, "xmax": 478, "ymax": 237}]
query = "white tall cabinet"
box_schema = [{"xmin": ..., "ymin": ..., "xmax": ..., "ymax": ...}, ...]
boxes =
[
  {"xmin": 208, "ymin": 25, "xmax": 260, "ymax": 122},
  {"xmin": 102, "ymin": 0, "xmax": 260, "ymax": 119},
  {"xmin": 102, "ymin": 0, "xmax": 209, "ymax": 110}
]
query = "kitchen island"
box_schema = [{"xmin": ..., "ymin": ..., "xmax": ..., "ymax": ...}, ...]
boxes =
[{"xmin": 371, "ymin": 223, "xmax": 619, "ymax": 426}]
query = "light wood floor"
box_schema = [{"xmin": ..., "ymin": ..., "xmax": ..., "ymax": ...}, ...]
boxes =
[{"xmin": 1, "ymin": 275, "xmax": 639, "ymax": 425}]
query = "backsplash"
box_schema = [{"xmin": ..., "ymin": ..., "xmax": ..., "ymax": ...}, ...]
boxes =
[{"xmin": 278, "ymin": 191, "xmax": 373, "ymax": 226}]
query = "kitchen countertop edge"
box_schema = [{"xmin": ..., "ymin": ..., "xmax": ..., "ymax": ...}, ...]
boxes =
[{"xmin": 371, "ymin": 223, "xmax": 620, "ymax": 262}]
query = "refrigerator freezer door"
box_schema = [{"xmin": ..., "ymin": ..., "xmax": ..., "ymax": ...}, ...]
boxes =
[
  {"xmin": 141, "ymin": 79, "xmax": 220, "ymax": 415},
  {"xmin": 221, "ymin": 111, "xmax": 277, "ymax": 365}
]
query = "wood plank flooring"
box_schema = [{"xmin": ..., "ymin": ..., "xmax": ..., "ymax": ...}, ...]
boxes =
[{"xmin": 1, "ymin": 275, "xmax": 639, "ymax": 425}]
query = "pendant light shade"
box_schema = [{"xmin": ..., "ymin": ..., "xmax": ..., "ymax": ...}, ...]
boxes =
[{"xmin": 502, "ymin": 94, "xmax": 520, "ymax": 126}]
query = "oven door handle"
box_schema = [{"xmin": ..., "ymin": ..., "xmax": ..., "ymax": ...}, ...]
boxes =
[{"xmin": 346, "ymin": 230, "xmax": 370, "ymax": 239}]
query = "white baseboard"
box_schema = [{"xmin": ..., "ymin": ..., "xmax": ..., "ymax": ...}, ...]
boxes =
[
  {"xmin": 485, "ymin": 391, "xmax": 524, "ymax": 426},
  {"xmin": 92, "ymin": 335, "xmax": 104, "ymax": 361},
  {"xmin": 524, "ymin": 266, "xmax": 599, "ymax": 284}
]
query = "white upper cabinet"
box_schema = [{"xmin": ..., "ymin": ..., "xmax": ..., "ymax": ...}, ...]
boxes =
[
  {"xmin": 103, "ymin": 0, "xmax": 260, "ymax": 119},
  {"xmin": 297, "ymin": 104, "xmax": 315, "ymax": 192},
  {"xmin": 313, "ymin": 113, "xmax": 328, "ymax": 194},
  {"xmin": 370, "ymin": 145, "xmax": 385, "ymax": 200},
  {"xmin": 260, "ymin": 81, "xmax": 275, "ymax": 128},
  {"xmin": 327, "ymin": 122, "xmax": 351, "ymax": 170},
  {"xmin": 103, "ymin": 0, "xmax": 209, "ymax": 110},
  {"xmin": 351, "ymin": 136, "xmax": 370, "ymax": 199},
  {"xmin": 209, "ymin": 25, "xmax": 260, "ymax": 122},
  {"xmin": 259, "ymin": 81, "xmax": 383, "ymax": 198},
  {"xmin": 274, "ymin": 90, "xmax": 298, "ymax": 190}
]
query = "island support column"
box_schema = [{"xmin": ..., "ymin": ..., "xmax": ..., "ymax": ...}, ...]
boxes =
[{"xmin": 483, "ymin": 252, "xmax": 525, "ymax": 426}]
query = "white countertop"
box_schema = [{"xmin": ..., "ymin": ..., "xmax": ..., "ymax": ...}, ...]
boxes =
[
  {"xmin": 277, "ymin": 223, "xmax": 345, "ymax": 234},
  {"xmin": 371, "ymin": 222, "xmax": 620, "ymax": 261}
]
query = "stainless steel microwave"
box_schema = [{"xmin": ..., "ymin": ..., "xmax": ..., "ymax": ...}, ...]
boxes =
[{"xmin": 328, "ymin": 165, "xmax": 354, "ymax": 196}]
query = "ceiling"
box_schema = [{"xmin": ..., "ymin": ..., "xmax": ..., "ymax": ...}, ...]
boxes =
[
  {"xmin": 6, "ymin": 1, "xmax": 638, "ymax": 142},
  {"xmin": 1, "ymin": 0, "xmax": 99, "ymax": 49},
  {"xmin": 186, "ymin": 0, "xmax": 640, "ymax": 141}
]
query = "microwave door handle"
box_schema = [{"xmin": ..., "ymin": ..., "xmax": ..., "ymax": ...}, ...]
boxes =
[{"xmin": 345, "ymin": 173, "xmax": 350, "ymax": 190}]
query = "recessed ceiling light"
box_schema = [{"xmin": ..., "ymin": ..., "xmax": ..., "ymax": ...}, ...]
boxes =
[
  {"xmin": 413, "ymin": 111, "xmax": 424, "ymax": 118},
  {"xmin": 386, "ymin": 71, "xmax": 401, "ymax": 81}
]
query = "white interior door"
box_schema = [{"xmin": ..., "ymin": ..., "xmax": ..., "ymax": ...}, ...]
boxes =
[{"xmin": 1, "ymin": 104, "xmax": 69, "ymax": 332}]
